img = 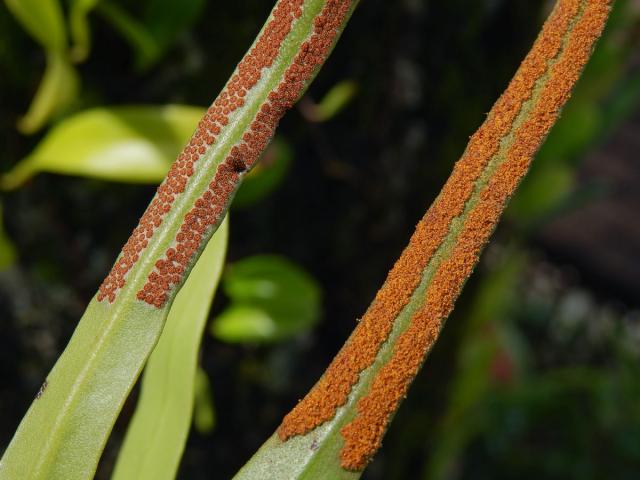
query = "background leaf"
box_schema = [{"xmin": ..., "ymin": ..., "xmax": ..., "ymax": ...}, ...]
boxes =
[
  {"xmin": 2, "ymin": 105, "xmax": 204, "ymax": 189},
  {"xmin": 16, "ymin": 52, "xmax": 79, "ymax": 134},
  {"xmin": 96, "ymin": 0, "xmax": 205, "ymax": 70},
  {"xmin": 95, "ymin": 1, "xmax": 159, "ymax": 69},
  {"xmin": 212, "ymin": 255, "xmax": 321, "ymax": 343},
  {"xmin": 112, "ymin": 216, "xmax": 228, "ymax": 480},
  {"xmin": 299, "ymin": 79, "xmax": 358, "ymax": 122},
  {"xmin": 4, "ymin": 0, "xmax": 79, "ymax": 133}
]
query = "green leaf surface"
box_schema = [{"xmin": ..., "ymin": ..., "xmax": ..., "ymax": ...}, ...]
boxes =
[
  {"xmin": 96, "ymin": 0, "xmax": 204, "ymax": 70},
  {"xmin": 315, "ymin": 80, "xmax": 358, "ymax": 121},
  {"xmin": 0, "ymin": 292, "xmax": 167, "ymax": 479},
  {"xmin": 16, "ymin": 52, "xmax": 79, "ymax": 135},
  {"xmin": 300, "ymin": 80, "xmax": 358, "ymax": 122},
  {"xmin": 112, "ymin": 217, "xmax": 228, "ymax": 480},
  {"xmin": 4, "ymin": 0, "xmax": 67, "ymax": 52},
  {"xmin": 234, "ymin": 1, "xmax": 607, "ymax": 478},
  {"xmin": 232, "ymin": 137, "xmax": 293, "ymax": 209},
  {"xmin": 212, "ymin": 255, "xmax": 321, "ymax": 343},
  {"xmin": 2, "ymin": 105, "xmax": 204, "ymax": 189}
]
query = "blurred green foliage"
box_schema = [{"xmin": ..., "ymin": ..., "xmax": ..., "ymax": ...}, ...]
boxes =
[
  {"xmin": 4, "ymin": 0, "xmax": 79, "ymax": 133},
  {"xmin": 212, "ymin": 255, "xmax": 321, "ymax": 343},
  {"xmin": 1, "ymin": 105, "xmax": 204, "ymax": 188}
]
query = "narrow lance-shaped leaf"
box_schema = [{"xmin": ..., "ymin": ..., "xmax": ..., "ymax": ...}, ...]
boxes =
[
  {"xmin": 0, "ymin": 0, "xmax": 359, "ymax": 478},
  {"xmin": 4, "ymin": 0, "xmax": 67, "ymax": 52},
  {"xmin": 1, "ymin": 105, "xmax": 204, "ymax": 190},
  {"xmin": 111, "ymin": 217, "xmax": 228, "ymax": 480},
  {"xmin": 234, "ymin": 1, "xmax": 612, "ymax": 478}
]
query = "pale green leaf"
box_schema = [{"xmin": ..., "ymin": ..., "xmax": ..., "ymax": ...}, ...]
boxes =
[
  {"xmin": 112, "ymin": 217, "xmax": 228, "ymax": 480},
  {"xmin": 17, "ymin": 52, "xmax": 79, "ymax": 135},
  {"xmin": 315, "ymin": 80, "xmax": 358, "ymax": 121},
  {"xmin": 0, "ymin": 0, "xmax": 357, "ymax": 477},
  {"xmin": 212, "ymin": 304, "xmax": 279, "ymax": 342},
  {"xmin": 4, "ymin": 0, "xmax": 67, "ymax": 52},
  {"xmin": 212, "ymin": 255, "xmax": 321, "ymax": 343},
  {"xmin": 300, "ymin": 80, "xmax": 358, "ymax": 122},
  {"xmin": 2, "ymin": 105, "xmax": 204, "ymax": 189}
]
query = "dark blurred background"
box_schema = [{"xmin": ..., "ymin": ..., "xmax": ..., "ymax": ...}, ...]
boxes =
[{"xmin": 1, "ymin": 0, "xmax": 640, "ymax": 479}]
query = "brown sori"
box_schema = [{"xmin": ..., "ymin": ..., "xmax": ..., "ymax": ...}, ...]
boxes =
[
  {"xmin": 139, "ymin": 0, "xmax": 352, "ymax": 307},
  {"xmin": 98, "ymin": 0, "xmax": 353, "ymax": 306},
  {"xmin": 276, "ymin": 0, "xmax": 611, "ymax": 471}
]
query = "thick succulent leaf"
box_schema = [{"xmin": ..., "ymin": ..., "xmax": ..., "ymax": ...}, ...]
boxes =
[
  {"xmin": 212, "ymin": 255, "xmax": 321, "ymax": 343},
  {"xmin": 111, "ymin": 217, "xmax": 228, "ymax": 480},
  {"xmin": 2, "ymin": 105, "xmax": 204, "ymax": 189}
]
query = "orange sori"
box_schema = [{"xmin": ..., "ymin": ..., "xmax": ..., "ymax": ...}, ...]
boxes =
[{"xmin": 276, "ymin": 0, "xmax": 612, "ymax": 471}]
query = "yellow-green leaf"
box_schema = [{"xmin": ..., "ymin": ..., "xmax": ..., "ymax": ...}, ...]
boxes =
[
  {"xmin": 69, "ymin": 0, "xmax": 100, "ymax": 62},
  {"xmin": 5, "ymin": 0, "xmax": 79, "ymax": 133},
  {"xmin": 4, "ymin": 0, "xmax": 67, "ymax": 52},
  {"xmin": 300, "ymin": 80, "xmax": 358, "ymax": 122},
  {"xmin": 112, "ymin": 217, "xmax": 228, "ymax": 480},
  {"xmin": 17, "ymin": 52, "xmax": 79, "ymax": 135},
  {"xmin": 2, "ymin": 105, "xmax": 204, "ymax": 189}
]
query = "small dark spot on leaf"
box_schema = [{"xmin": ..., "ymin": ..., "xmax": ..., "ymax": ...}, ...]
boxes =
[
  {"xmin": 310, "ymin": 437, "xmax": 318, "ymax": 451},
  {"xmin": 36, "ymin": 379, "xmax": 48, "ymax": 399}
]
